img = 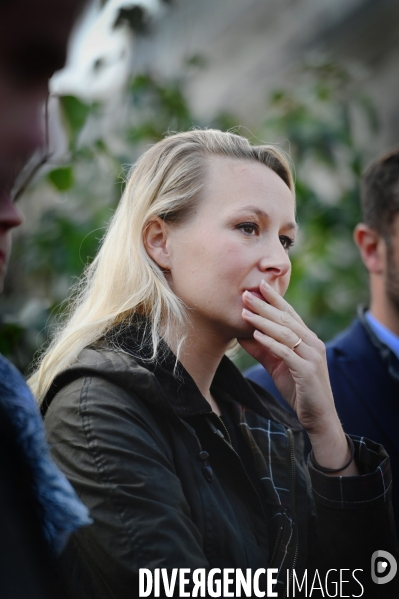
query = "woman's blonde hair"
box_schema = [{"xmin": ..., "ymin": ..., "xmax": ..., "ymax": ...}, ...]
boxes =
[{"xmin": 30, "ymin": 129, "xmax": 294, "ymax": 403}]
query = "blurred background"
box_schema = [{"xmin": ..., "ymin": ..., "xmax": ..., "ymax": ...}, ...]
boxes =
[{"xmin": 2, "ymin": 0, "xmax": 399, "ymax": 373}]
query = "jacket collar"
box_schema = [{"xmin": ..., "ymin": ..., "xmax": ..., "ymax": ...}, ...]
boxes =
[
  {"xmin": 357, "ymin": 306, "xmax": 399, "ymax": 383},
  {"xmin": 115, "ymin": 321, "xmax": 302, "ymax": 429}
]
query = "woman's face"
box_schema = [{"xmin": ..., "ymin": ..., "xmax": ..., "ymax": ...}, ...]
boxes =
[{"xmin": 161, "ymin": 157, "xmax": 297, "ymax": 342}]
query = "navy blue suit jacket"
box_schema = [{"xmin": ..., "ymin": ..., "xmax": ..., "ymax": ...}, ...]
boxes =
[{"xmin": 245, "ymin": 314, "xmax": 399, "ymax": 536}]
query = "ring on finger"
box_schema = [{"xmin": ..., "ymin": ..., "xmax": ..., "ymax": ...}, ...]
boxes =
[{"xmin": 291, "ymin": 337, "xmax": 302, "ymax": 351}]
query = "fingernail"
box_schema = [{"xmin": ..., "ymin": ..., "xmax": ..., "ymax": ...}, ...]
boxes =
[
  {"xmin": 261, "ymin": 279, "xmax": 269, "ymax": 289},
  {"xmin": 242, "ymin": 309, "xmax": 252, "ymax": 317}
]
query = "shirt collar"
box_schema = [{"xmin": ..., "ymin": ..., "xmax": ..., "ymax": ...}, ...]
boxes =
[
  {"xmin": 364, "ymin": 311, "xmax": 399, "ymax": 360},
  {"xmin": 358, "ymin": 306, "xmax": 399, "ymax": 382}
]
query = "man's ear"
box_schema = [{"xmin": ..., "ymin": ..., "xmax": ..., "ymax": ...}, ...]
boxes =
[
  {"xmin": 144, "ymin": 217, "xmax": 171, "ymax": 270},
  {"xmin": 353, "ymin": 223, "xmax": 385, "ymax": 274}
]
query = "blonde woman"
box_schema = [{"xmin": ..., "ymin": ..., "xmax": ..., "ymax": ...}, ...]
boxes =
[{"xmin": 31, "ymin": 130, "xmax": 396, "ymax": 598}]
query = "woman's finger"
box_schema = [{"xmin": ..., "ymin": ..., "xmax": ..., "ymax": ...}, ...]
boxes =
[
  {"xmin": 242, "ymin": 291, "xmax": 318, "ymax": 347},
  {"xmin": 242, "ymin": 309, "xmax": 311, "ymax": 356},
  {"xmin": 238, "ymin": 337, "xmax": 281, "ymax": 371},
  {"xmin": 258, "ymin": 279, "xmax": 307, "ymax": 327},
  {"xmin": 252, "ymin": 330, "xmax": 305, "ymax": 371}
]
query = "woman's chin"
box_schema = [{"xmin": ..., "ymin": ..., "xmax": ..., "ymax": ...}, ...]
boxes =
[{"xmin": 235, "ymin": 321, "xmax": 256, "ymax": 340}]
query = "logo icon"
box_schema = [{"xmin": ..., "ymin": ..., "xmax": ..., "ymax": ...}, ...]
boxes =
[{"xmin": 371, "ymin": 550, "xmax": 397, "ymax": 585}]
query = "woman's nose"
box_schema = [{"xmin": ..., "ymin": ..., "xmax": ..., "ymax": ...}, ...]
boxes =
[{"xmin": 258, "ymin": 242, "xmax": 291, "ymax": 278}]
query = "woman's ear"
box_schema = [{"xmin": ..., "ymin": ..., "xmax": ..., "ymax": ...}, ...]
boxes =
[{"xmin": 144, "ymin": 217, "xmax": 171, "ymax": 270}]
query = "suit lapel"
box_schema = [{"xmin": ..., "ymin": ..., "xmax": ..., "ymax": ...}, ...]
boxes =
[{"xmin": 329, "ymin": 319, "xmax": 399, "ymax": 450}]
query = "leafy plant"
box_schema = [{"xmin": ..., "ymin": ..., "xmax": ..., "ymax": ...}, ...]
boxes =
[
  {"xmin": 258, "ymin": 61, "xmax": 377, "ymax": 340},
  {"xmin": 1, "ymin": 60, "xmax": 380, "ymax": 374}
]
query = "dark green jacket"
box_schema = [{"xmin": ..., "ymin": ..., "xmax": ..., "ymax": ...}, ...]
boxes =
[{"xmin": 43, "ymin": 341, "xmax": 398, "ymax": 598}]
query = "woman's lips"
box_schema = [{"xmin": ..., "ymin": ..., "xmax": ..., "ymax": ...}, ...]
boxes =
[
  {"xmin": 244, "ymin": 289, "xmax": 272, "ymax": 304},
  {"xmin": 248, "ymin": 291, "xmax": 264, "ymax": 301},
  {"xmin": 244, "ymin": 289, "xmax": 266, "ymax": 301}
]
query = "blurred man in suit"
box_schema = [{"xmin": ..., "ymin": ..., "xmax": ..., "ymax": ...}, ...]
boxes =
[
  {"xmin": 0, "ymin": 0, "xmax": 90, "ymax": 596},
  {"xmin": 246, "ymin": 148, "xmax": 399, "ymax": 535}
]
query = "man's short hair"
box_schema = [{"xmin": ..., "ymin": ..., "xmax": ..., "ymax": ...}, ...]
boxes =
[{"xmin": 361, "ymin": 148, "xmax": 399, "ymax": 238}]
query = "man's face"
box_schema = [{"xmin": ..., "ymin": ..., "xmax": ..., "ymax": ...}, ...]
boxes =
[
  {"xmin": 0, "ymin": 0, "xmax": 85, "ymax": 290},
  {"xmin": 385, "ymin": 213, "xmax": 399, "ymax": 315}
]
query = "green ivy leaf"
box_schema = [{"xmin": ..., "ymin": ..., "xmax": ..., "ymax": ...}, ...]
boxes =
[
  {"xmin": 59, "ymin": 95, "xmax": 91, "ymax": 148},
  {"xmin": 47, "ymin": 166, "xmax": 74, "ymax": 191}
]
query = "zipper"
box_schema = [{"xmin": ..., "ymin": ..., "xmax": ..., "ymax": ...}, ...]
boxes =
[
  {"xmin": 284, "ymin": 428, "xmax": 299, "ymax": 598},
  {"xmin": 206, "ymin": 413, "xmax": 269, "ymax": 521},
  {"xmin": 213, "ymin": 411, "xmax": 298, "ymax": 596},
  {"xmin": 214, "ymin": 413, "xmax": 232, "ymax": 446},
  {"xmin": 207, "ymin": 412, "xmax": 302, "ymax": 593},
  {"xmin": 265, "ymin": 427, "xmax": 298, "ymax": 598},
  {"xmin": 269, "ymin": 524, "xmax": 284, "ymax": 567}
]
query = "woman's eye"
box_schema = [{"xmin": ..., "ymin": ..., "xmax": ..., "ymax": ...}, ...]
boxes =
[
  {"xmin": 280, "ymin": 235, "xmax": 295, "ymax": 250},
  {"xmin": 237, "ymin": 222, "xmax": 259, "ymax": 235}
]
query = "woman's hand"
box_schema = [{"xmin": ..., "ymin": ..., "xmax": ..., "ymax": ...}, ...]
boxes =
[{"xmin": 239, "ymin": 279, "xmax": 358, "ymax": 476}]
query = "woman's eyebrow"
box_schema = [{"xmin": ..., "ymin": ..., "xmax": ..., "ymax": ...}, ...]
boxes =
[
  {"xmin": 283, "ymin": 221, "xmax": 298, "ymax": 232},
  {"xmin": 231, "ymin": 205, "xmax": 298, "ymax": 231}
]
